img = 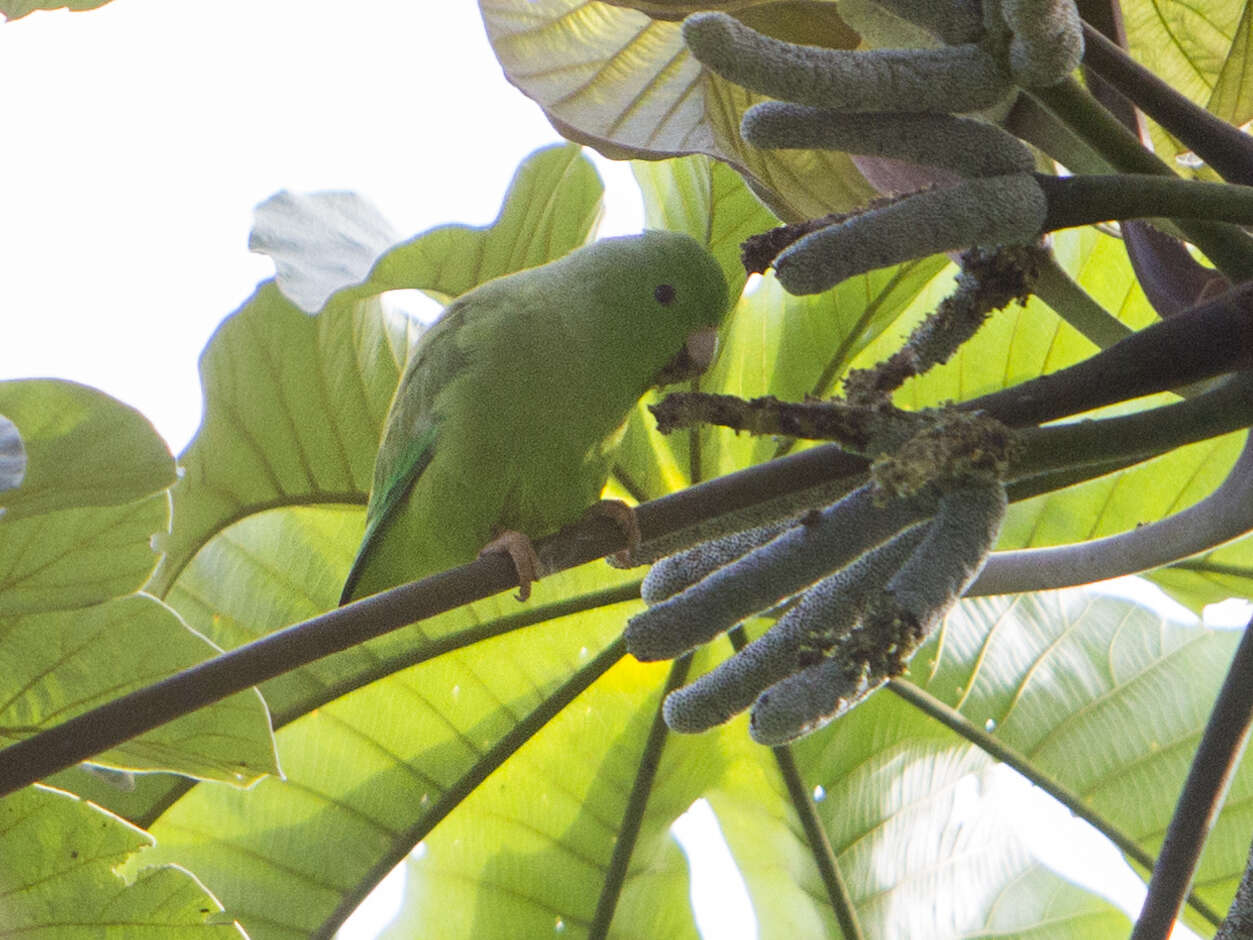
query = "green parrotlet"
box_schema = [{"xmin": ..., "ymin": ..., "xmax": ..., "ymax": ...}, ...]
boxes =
[{"xmin": 340, "ymin": 230, "xmax": 732, "ymax": 605}]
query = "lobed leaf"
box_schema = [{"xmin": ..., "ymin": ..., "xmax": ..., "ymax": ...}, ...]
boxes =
[
  {"xmin": 479, "ymin": 0, "xmax": 876, "ymax": 219},
  {"xmin": 0, "ymin": 594, "xmax": 277, "ymax": 783},
  {"xmin": 139, "ymin": 594, "xmax": 647, "ymax": 938},
  {"xmin": 0, "ymin": 380, "xmax": 275, "ymax": 786},
  {"xmin": 0, "ymin": 785, "xmax": 243, "ymax": 936},
  {"xmin": 1122, "ymin": 0, "xmax": 1251, "ymax": 161},
  {"xmin": 150, "ymin": 145, "xmax": 604, "ymax": 596},
  {"xmin": 1, "ymin": 0, "xmax": 112, "ymax": 18}
]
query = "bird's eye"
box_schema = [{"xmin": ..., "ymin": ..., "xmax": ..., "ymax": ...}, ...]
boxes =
[{"xmin": 654, "ymin": 284, "xmax": 677, "ymax": 305}]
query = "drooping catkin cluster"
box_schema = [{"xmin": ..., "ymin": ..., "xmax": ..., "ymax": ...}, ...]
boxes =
[
  {"xmin": 627, "ymin": 476, "xmax": 1007, "ymax": 745},
  {"xmin": 627, "ymin": 483, "xmax": 936, "ymax": 662},
  {"xmin": 683, "ymin": 0, "xmax": 1086, "ymax": 293},
  {"xmin": 661, "ymin": 524, "xmax": 927, "ymax": 735},
  {"xmin": 627, "ymin": 405, "xmax": 1012, "ymax": 745},
  {"xmin": 749, "ymin": 484, "xmax": 1007, "ymax": 744}
]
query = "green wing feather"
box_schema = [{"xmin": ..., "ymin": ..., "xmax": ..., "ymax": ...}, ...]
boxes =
[
  {"xmin": 337, "ymin": 295, "xmax": 473, "ymax": 605},
  {"xmin": 339, "ymin": 423, "xmax": 438, "ymax": 605}
]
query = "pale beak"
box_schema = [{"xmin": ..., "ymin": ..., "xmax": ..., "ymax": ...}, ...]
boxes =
[{"xmin": 655, "ymin": 326, "xmax": 720, "ymax": 385}]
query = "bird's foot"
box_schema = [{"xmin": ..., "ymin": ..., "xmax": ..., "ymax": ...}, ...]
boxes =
[{"xmin": 479, "ymin": 530, "xmax": 541, "ymax": 601}]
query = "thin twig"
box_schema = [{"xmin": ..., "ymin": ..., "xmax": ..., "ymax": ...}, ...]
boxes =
[{"xmin": 589, "ymin": 654, "xmax": 693, "ymax": 938}]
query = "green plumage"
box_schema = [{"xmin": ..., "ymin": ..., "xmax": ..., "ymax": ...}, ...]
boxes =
[{"xmin": 340, "ymin": 231, "xmax": 731, "ymax": 604}]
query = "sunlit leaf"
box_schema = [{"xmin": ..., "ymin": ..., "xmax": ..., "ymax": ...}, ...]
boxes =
[
  {"xmin": 919, "ymin": 590, "xmax": 1249, "ymax": 917},
  {"xmin": 0, "ymin": 785, "xmax": 242, "ymax": 936},
  {"xmin": 354, "ymin": 142, "xmax": 603, "ymax": 306},
  {"xmin": 703, "ymin": 607, "xmax": 1132, "ymax": 938},
  {"xmin": 0, "ymin": 380, "xmax": 174, "ymax": 613},
  {"xmin": 698, "ymin": 587, "xmax": 1237, "ymax": 934},
  {"xmin": 145, "ymin": 282, "xmax": 410, "ymax": 596},
  {"xmin": 395, "ymin": 657, "xmax": 720, "ymax": 939},
  {"xmin": 140, "ymin": 590, "xmax": 644, "ymax": 938},
  {"xmin": 0, "ymin": 379, "xmax": 173, "ymax": 523},
  {"xmin": 1156, "ymin": 537, "xmax": 1253, "ymax": 611},
  {"xmin": 150, "ymin": 145, "xmax": 603, "ymax": 596},
  {"xmin": 1, "ymin": 0, "xmax": 112, "ymax": 19},
  {"xmin": 0, "ymin": 379, "xmax": 277, "ymax": 784},
  {"xmin": 0, "ymin": 595, "xmax": 277, "ymax": 783},
  {"xmin": 1122, "ymin": 0, "xmax": 1250, "ymax": 158},
  {"xmin": 480, "ymin": 0, "xmax": 876, "ymax": 220},
  {"xmin": 1208, "ymin": 0, "xmax": 1253, "ymax": 129}
]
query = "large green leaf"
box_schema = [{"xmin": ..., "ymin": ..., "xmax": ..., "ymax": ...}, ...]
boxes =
[
  {"xmin": 480, "ymin": 0, "xmax": 876, "ymax": 220},
  {"xmin": 1207, "ymin": 1, "xmax": 1253, "ymax": 129},
  {"xmin": 1122, "ymin": 0, "xmax": 1252, "ymax": 159},
  {"xmin": 250, "ymin": 144, "xmax": 602, "ymax": 315},
  {"xmin": 0, "ymin": 594, "xmax": 276, "ymax": 783},
  {"xmin": 0, "ymin": 785, "xmax": 243, "ymax": 936},
  {"xmin": 0, "ymin": 379, "xmax": 174, "ymax": 616},
  {"xmin": 1, "ymin": 0, "xmax": 112, "ymax": 18},
  {"xmin": 149, "ymin": 144, "xmax": 604, "ymax": 596},
  {"xmin": 1156, "ymin": 534, "xmax": 1253, "ymax": 613},
  {"xmin": 696, "ymin": 587, "xmax": 1242, "ymax": 937},
  {"xmin": 681, "ymin": 592, "xmax": 1136, "ymax": 938},
  {"xmin": 918, "ymin": 591, "xmax": 1252, "ymax": 921},
  {"xmin": 138, "ymin": 592, "xmax": 643, "ymax": 938},
  {"xmin": 353, "ymin": 142, "xmax": 604, "ymax": 306},
  {"xmin": 393, "ymin": 656, "xmax": 718, "ymax": 938},
  {"xmin": 145, "ymin": 282, "xmax": 410, "ymax": 596},
  {"xmin": 0, "ymin": 380, "xmax": 275, "ymax": 785},
  {"xmin": 0, "ymin": 379, "xmax": 173, "ymax": 524}
]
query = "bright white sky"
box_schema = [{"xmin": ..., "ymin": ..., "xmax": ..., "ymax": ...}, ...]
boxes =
[
  {"xmin": 0, "ymin": 4, "xmax": 1236, "ymax": 937},
  {"xmin": 0, "ymin": 0, "xmax": 641, "ymax": 452}
]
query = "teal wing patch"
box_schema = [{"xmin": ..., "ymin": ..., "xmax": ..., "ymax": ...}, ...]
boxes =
[{"xmin": 339, "ymin": 424, "xmax": 440, "ymax": 605}]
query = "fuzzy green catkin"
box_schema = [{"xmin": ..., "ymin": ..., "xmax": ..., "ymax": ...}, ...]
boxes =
[
  {"xmin": 1000, "ymin": 0, "xmax": 1084, "ymax": 87},
  {"xmin": 682, "ymin": 12, "xmax": 1012, "ymax": 114},
  {"xmin": 748, "ymin": 482, "xmax": 1006, "ymax": 745},
  {"xmin": 640, "ymin": 520, "xmax": 793, "ymax": 605},
  {"xmin": 749, "ymin": 656, "xmax": 872, "ymax": 745},
  {"xmin": 620, "ymin": 476, "xmax": 861, "ymax": 569},
  {"xmin": 625, "ymin": 484, "xmax": 932, "ymax": 662},
  {"xmin": 865, "ymin": 0, "xmax": 986, "ymax": 45},
  {"xmin": 774, "ymin": 173, "xmax": 1049, "ymax": 295},
  {"xmin": 662, "ymin": 524, "xmax": 928, "ymax": 734},
  {"xmin": 741, "ymin": 103, "xmax": 1037, "ymax": 178},
  {"xmin": 884, "ymin": 481, "xmax": 1006, "ymax": 621}
]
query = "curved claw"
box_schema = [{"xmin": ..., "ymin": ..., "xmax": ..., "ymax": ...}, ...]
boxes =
[{"xmin": 479, "ymin": 530, "xmax": 541, "ymax": 602}]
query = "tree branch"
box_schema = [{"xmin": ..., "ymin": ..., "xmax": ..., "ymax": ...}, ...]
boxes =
[
  {"xmin": 5, "ymin": 304, "xmax": 1253, "ymax": 795},
  {"xmin": 971, "ymin": 431, "xmax": 1253, "ymax": 595},
  {"xmin": 1079, "ymin": 22, "xmax": 1253, "ymax": 186},
  {"xmin": 1028, "ymin": 78, "xmax": 1253, "ymax": 281}
]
